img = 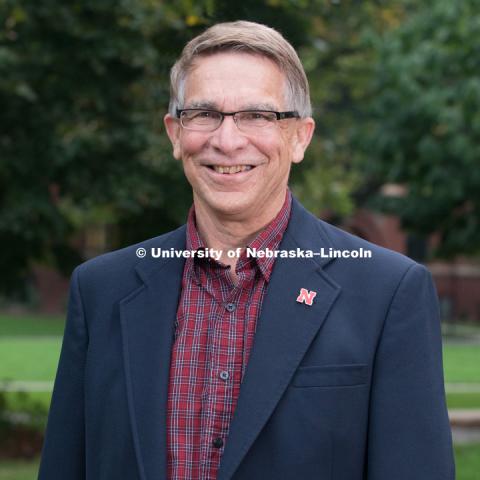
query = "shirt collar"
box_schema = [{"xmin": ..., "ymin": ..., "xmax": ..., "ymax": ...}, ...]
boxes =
[{"xmin": 185, "ymin": 189, "xmax": 292, "ymax": 282}]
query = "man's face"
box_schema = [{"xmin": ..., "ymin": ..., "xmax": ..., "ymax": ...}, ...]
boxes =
[{"xmin": 165, "ymin": 52, "xmax": 314, "ymax": 221}]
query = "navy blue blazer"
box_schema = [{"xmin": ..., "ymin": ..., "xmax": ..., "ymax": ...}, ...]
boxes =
[{"xmin": 39, "ymin": 196, "xmax": 455, "ymax": 479}]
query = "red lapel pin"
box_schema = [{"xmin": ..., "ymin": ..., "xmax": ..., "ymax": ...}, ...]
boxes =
[{"xmin": 296, "ymin": 288, "xmax": 317, "ymax": 306}]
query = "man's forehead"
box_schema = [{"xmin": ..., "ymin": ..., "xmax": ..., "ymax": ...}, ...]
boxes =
[{"xmin": 182, "ymin": 52, "xmax": 287, "ymax": 110}]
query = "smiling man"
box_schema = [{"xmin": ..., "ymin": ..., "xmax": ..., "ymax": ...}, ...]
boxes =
[
  {"xmin": 163, "ymin": 47, "xmax": 314, "ymax": 283},
  {"xmin": 39, "ymin": 21, "xmax": 455, "ymax": 480}
]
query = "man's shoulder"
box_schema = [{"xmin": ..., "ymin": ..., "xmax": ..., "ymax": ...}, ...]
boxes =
[
  {"xmin": 309, "ymin": 216, "xmax": 431, "ymax": 298},
  {"xmin": 318, "ymin": 217, "xmax": 417, "ymax": 271},
  {"xmin": 291, "ymin": 198, "xmax": 418, "ymax": 275},
  {"xmin": 289, "ymin": 199, "xmax": 428, "ymax": 294},
  {"xmin": 74, "ymin": 224, "xmax": 186, "ymax": 284}
]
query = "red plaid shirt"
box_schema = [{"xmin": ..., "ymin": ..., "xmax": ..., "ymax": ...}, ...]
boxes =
[{"xmin": 167, "ymin": 190, "xmax": 292, "ymax": 480}]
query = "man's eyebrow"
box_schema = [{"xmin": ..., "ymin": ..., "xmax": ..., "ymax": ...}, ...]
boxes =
[
  {"xmin": 183, "ymin": 101, "xmax": 281, "ymax": 111},
  {"xmin": 241, "ymin": 102, "xmax": 280, "ymax": 111},
  {"xmin": 184, "ymin": 100, "xmax": 217, "ymax": 109}
]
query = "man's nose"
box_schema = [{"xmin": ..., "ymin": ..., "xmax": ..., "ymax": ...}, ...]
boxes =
[{"xmin": 209, "ymin": 115, "xmax": 249, "ymax": 153}]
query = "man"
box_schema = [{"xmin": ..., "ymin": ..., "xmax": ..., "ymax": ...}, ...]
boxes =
[{"xmin": 39, "ymin": 21, "xmax": 455, "ymax": 479}]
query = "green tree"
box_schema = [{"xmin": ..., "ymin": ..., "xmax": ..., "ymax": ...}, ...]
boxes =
[
  {"xmin": 291, "ymin": 0, "xmax": 406, "ymax": 218},
  {"xmin": 357, "ymin": 0, "xmax": 480, "ymax": 257},
  {"xmin": 0, "ymin": 0, "xmax": 181, "ymax": 293},
  {"xmin": 1, "ymin": 0, "xmax": 391, "ymax": 294}
]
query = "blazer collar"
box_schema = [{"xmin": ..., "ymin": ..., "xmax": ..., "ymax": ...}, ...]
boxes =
[{"xmin": 133, "ymin": 194, "xmax": 335, "ymax": 284}]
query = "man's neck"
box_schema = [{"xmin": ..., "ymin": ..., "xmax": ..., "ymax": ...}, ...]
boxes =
[{"xmin": 193, "ymin": 189, "xmax": 287, "ymax": 273}]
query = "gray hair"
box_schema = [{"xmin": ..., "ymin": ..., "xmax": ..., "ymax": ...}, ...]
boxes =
[{"xmin": 168, "ymin": 21, "xmax": 312, "ymax": 118}]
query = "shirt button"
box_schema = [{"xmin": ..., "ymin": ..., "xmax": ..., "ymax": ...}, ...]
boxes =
[
  {"xmin": 219, "ymin": 370, "xmax": 229, "ymax": 381},
  {"xmin": 212, "ymin": 437, "xmax": 224, "ymax": 448},
  {"xmin": 225, "ymin": 302, "xmax": 236, "ymax": 312}
]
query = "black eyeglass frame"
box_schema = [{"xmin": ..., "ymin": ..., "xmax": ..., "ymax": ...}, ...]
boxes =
[{"xmin": 175, "ymin": 108, "xmax": 300, "ymax": 130}]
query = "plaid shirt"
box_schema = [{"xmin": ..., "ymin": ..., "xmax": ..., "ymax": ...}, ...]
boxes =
[{"xmin": 167, "ymin": 190, "xmax": 292, "ymax": 480}]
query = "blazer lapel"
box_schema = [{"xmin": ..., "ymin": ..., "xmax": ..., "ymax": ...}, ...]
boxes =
[
  {"xmin": 120, "ymin": 227, "xmax": 186, "ymax": 480},
  {"xmin": 217, "ymin": 198, "xmax": 341, "ymax": 480}
]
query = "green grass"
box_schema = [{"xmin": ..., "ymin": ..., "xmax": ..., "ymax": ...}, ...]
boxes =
[
  {"xmin": 4, "ymin": 390, "xmax": 476, "ymax": 414},
  {"xmin": 0, "ymin": 315, "xmax": 479, "ymax": 478},
  {"xmin": 455, "ymin": 443, "xmax": 480, "ymax": 479},
  {"xmin": 1, "ymin": 444, "xmax": 480, "ymax": 480},
  {"xmin": 0, "ymin": 337, "xmax": 62, "ymax": 382},
  {"xmin": 0, "ymin": 459, "xmax": 39, "ymax": 480},
  {"xmin": 0, "ymin": 315, "xmax": 64, "ymax": 337},
  {"xmin": 0, "ymin": 313, "xmax": 63, "ymax": 384},
  {"xmin": 444, "ymin": 341, "xmax": 480, "ymax": 409},
  {"xmin": 447, "ymin": 393, "xmax": 480, "ymax": 409},
  {"xmin": 443, "ymin": 344, "xmax": 480, "ymax": 384},
  {"xmin": 0, "ymin": 316, "xmax": 478, "ymax": 398}
]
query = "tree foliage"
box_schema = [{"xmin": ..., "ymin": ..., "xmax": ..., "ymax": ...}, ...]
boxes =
[
  {"xmin": 357, "ymin": 0, "xmax": 480, "ymax": 257},
  {"xmin": 0, "ymin": 0, "xmax": 403, "ymax": 294},
  {"xmin": 1, "ymin": 0, "xmax": 171, "ymax": 292},
  {"xmin": 292, "ymin": 0, "xmax": 406, "ymax": 217}
]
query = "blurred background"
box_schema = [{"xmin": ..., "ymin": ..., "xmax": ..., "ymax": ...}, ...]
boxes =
[{"xmin": 0, "ymin": 0, "xmax": 479, "ymax": 478}]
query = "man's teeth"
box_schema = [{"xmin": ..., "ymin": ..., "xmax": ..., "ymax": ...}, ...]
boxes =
[{"xmin": 212, "ymin": 165, "xmax": 253, "ymax": 174}]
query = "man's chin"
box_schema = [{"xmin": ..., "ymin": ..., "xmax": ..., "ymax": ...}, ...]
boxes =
[{"xmin": 199, "ymin": 191, "xmax": 256, "ymax": 217}]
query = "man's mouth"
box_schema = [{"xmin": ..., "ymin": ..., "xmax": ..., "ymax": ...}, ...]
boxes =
[{"xmin": 207, "ymin": 165, "xmax": 254, "ymax": 174}]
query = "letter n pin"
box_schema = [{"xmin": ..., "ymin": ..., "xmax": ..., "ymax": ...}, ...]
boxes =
[{"xmin": 296, "ymin": 288, "xmax": 317, "ymax": 306}]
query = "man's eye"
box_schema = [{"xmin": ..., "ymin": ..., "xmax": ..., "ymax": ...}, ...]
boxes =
[
  {"xmin": 188, "ymin": 111, "xmax": 222, "ymax": 122},
  {"xmin": 242, "ymin": 112, "xmax": 274, "ymax": 121},
  {"xmin": 188, "ymin": 111, "xmax": 212, "ymax": 119}
]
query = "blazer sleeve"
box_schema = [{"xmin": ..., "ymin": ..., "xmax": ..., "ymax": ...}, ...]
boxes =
[
  {"xmin": 367, "ymin": 263, "xmax": 455, "ymax": 479},
  {"xmin": 38, "ymin": 266, "xmax": 88, "ymax": 479}
]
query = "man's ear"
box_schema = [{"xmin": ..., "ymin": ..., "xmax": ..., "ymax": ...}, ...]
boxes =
[
  {"xmin": 292, "ymin": 117, "xmax": 315, "ymax": 164},
  {"xmin": 164, "ymin": 113, "xmax": 182, "ymax": 160}
]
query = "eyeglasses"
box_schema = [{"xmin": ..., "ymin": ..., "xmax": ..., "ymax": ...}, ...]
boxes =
[{"xmin": 176, "ymin": 108, "xmax": 300, "ymax": 133}]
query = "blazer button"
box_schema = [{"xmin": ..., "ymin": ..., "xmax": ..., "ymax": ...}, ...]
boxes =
[{"xmin": 212, "ymin": 437, "xmax": 224, "ymax": 448}]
